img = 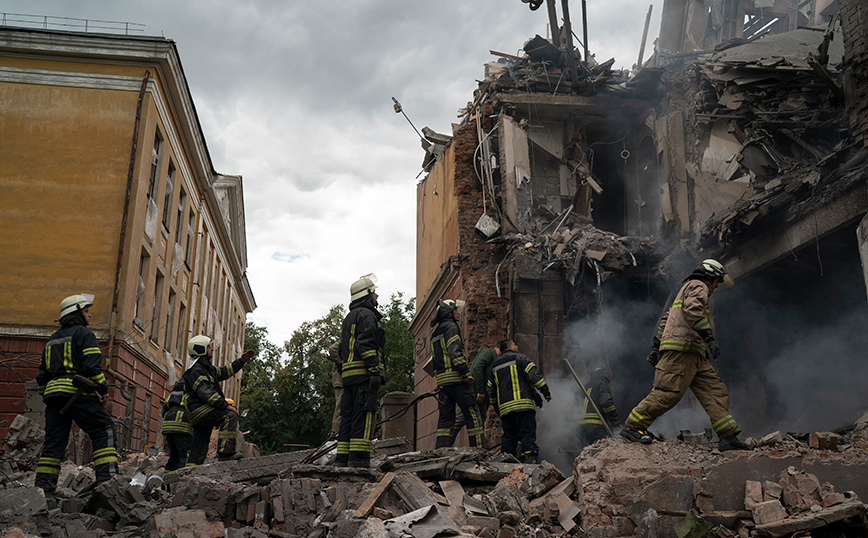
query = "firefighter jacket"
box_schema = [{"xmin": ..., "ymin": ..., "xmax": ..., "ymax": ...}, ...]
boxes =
[
  {"xmin": 487, "ymin": 351, "xmax": 550, "ymax": 416},
  {"xmin": 161, "ymin": 381, "xmax": 192, "ymax": 436},
  {"xmin": 656, "ymin": 278, "xmax": 714, "ymax": 359},
  {"xmin": 182, "ymin": 356, "xmax": 244, "ymax": 425},
  {"xmin": 470, "ymin": 348, "xmax": 497, "ymax": 395},
  {"xmin": 36, "ymin": 323, "xmax": 107, "ymax": 399},
  {"xmin": 431, "ymin": 318, "xmax": 471, "ymax": 387},
  {"xmin": 578, "ymin": 372, "xmax": 618, "ymax": 427},
  {"xmin": 340, "ymin": 298, "xmax": 385, "ymax": 387}
]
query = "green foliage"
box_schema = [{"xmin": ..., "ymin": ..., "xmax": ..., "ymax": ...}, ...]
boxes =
[
  {"xmin": 238, "ymin": 294, "xmax": 416, "ymax": 452},
  {"xmin": 381, "ymin": 292, "xmax": 416, "ymax": 394}
]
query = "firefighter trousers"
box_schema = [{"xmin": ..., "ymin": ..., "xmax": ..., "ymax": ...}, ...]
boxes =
[
  {"xmin": 186, "ymin": 408, "xmax": 238, "ymax": 466},
  {"xmin": 164, "ymin": 432, "xmax": 192, "ymax": 471},
  {"xmin": 336, "ymin": 382, "xmax": 375, "ymax": 465},
  {"xmin": 35, "ymin": 396, "xmax": 119, "ymax": 492},
  {"xmin": 626, "ymin": 350, "xmax": 740, "ymax": 438},
  {"xmin": 501, "ymin": 410, "xmax": 538, "ymax": 458},
  {"xmin": 435, "ymin": 383, "xmax": 485, "ymax": 448}
]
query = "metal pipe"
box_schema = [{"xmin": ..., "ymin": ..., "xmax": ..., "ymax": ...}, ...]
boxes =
[
  {"xmin": 563, "ymin": 357, "xmax": 613, "ymax": 437},
  {"xmin": 637, "ymin": 4, "xmax": 653, "ymax": 68},
  {"xmin": 561, "ymin": 0, "xmax": 580, "ymax": 85},
  {"xmin": 581, "ymin": 0, "xmax": 589, "ymax": 63},
  {"xmin": 107, "ymin": 69, "xmax": 150, "ymax": 375},
  {"xmin": 546, "ymin": 0, "xmax": 560, "ymax": 46}
]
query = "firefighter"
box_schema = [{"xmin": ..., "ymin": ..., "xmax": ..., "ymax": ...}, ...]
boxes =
[
  {"xmin": 487, "ymin": 339, "xmax": 552, "ymax": 463},
  {"xmin": 35, "ymin": 294, "xmax": 118, "ymax": 495},
  {"xmin": 182, "ymin": 335, "xmax": 254, "ymax": 465},
  {"xmin": 161, "ymin": 380, "xmax": 192, "ymax": 471},
  {"xmin": 623, "ymin": 259, "xmax": 749, "ymax": 451},
  {"xmin": 431, "ymin": 299, "xmax": 485, "ymax": 448},
  {"xmin": 576, "ymin": 367, "xmax": 618, "ymax": 447},
  {"xmin": 470, "ymin": 343, "xmax": 499, "ymax": 429},
  {"xmin": 336, "ymin": 274, "xmax": 385, "ymax": 468}
]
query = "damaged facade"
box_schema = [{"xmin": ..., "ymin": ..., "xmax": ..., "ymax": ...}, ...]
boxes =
[
  {"xmin": 411, "ymin": 0, "xmax": 868, "ymax": 454},
  {"xmin": 0, "ymin": 27, "xmax": 255, "ymax": 449}
]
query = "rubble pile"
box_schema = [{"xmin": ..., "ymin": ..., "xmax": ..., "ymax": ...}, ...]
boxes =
[
  {"xmin": 576, "ymin": 429, "xmax": 868, "ymax": 538},
  {"xmin": 0, "ymin": 414, "xmax": 45, "ymax": 485}
]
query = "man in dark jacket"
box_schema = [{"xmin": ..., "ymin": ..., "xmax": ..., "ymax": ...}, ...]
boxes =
[
  {"xmin": 577, "ymin": 367, "xmax": 618, "ymax": 447},
  {"xmin": 161, "ymin": 380, "xmax": 192, "ymax": 471},
  {"xmin": 336, "ymin": 275, "xmax": 386, "ymax": 468},
  {"xmin": 470, "ymin": 344, "xmax": 498, "ymax": 429},
  {"xmin": 35, "ymin": 294, "xmax": 118, "ymax": 495},
  {"xmin": 182, "ymin": 335, "xmax": 254, "ymax": 465},
  {"xmin": 431, "ymin": 299, "xmax": 484, "ymax": 449},
  {"xmin": 488, "ymin": 339, "xmax": 551, "ymax": 463},
  {"xmin": 623, "ymin": 259, "xmax": 748, "ymax": 451}
]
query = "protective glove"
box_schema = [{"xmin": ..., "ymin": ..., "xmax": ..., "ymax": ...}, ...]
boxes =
[
  {"xmin": 240, "ymin": 350, "xmax": 255, "ymax": 364},
  {"xmin": 462, "ymin": 373, "xmax": 474, "ymax": 385},
  {"xmin": 96, "ymin": 383, "xmax": 108, "ymax": 396},
  {"xmin": 541, "ymin": 387, "xmax": 552, "ymax": 402},
  {"xmin": 364, "ymin": 376, "xmax": 382, "ymax": 412},
  {"xmin": 531, "ymin": 391, "xmax": 544, "ymax": 408},
  {"xmin": 647, "ymin": 337, "xmax": 661, "ymax": 367},
  {"xmin": 705, "ymin": 338, "xmax": 721, "ymax": 360}
]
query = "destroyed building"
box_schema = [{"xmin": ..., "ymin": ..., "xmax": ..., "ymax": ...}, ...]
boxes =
[
  {"xmin": 0, "ymin": 25, "xmax": 255, "ymax": 448},
  {"xmin": 410, "ymin": 0, "xmax": 868, "ymax": 456}
]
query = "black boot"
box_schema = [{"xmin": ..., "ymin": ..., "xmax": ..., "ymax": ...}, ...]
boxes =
[
  {"xmin": 718, "ymin": 435, "xmax": 749, "ymax": 451},
  {"xmin": 621, "ymin": 428, "xmax": 653, "ymax": 445},
  {"xmin": 334, "ymin": 455, "xmax": 349, "ymax": 467}
]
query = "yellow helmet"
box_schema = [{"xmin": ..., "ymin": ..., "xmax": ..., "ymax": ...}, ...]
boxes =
[
  {"xmin": 187, "ymin": 335, "xmax": 212, "ymax": 357},
  {"xmin": 225, "ymin": 398, "xmax": 235, "ymax": 406}
]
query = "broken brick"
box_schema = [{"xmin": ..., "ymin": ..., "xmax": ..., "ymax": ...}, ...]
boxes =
[
  {"xmin": 763, "ymin": 481, "xmax": 782, "ymax": 502},
  {"xmin": 751, "ymin": 500, "xmax": 788, "ymax": 525},
  {"xmin": 745, "ymin": 480, "xmax": 763, "ymax": 510}
]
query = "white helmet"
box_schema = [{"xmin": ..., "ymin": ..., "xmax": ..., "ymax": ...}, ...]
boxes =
[
  {"xmin": 698, "ymin": 259, "xmax": 734, "ymax": 289},
  {"xmin": 350, "ymin": 273, "xmax": 378, "ymax": 301},
  {"xmin": 60, "ymin": 294, "xmax": 93, "ymax": 319},
  {"xmin": 187, "ymin": 335, "xmax": 212, "ymax": 357}
]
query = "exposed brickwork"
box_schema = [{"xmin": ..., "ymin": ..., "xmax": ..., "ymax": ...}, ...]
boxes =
[
  {"xmin": 452, "ymin": 107, "xmax": 509, "ymax": 356},
  {"xmin": 840, "ymin": 0, "xmax": 868, "ymax": 146}
]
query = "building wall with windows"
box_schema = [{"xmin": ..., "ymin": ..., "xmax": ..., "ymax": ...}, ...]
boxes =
[{"xmin": 0, "ymin": 27, "xmax": 255, "ymax": 447}]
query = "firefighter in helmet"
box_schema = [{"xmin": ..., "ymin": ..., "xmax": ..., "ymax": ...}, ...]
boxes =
[
  {"xmin": 182, "ymin": 335, "xmax": 254, "ymax": 465},
  {"xmin": 35, "ymin": 294, "xmax": 118, "ymax": 495},
  {"xmin": 623, "ymin": 259, "xmax": 749, "ymax": 451},
  {"xmin": 336, "ymin": 274, "xmax": 385, "ymax": 468}
]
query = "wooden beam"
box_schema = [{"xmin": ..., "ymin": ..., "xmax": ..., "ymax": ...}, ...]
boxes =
[{"xmin": 352, "ymin": 472, "xmax": 396, "ymax": 518}]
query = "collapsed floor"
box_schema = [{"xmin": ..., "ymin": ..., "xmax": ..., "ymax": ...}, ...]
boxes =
[{"xmin": 2, "ymin": 414, "xmax": 868, "ymax": 538}]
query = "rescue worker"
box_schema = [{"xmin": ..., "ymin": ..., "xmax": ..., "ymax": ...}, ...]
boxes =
[
  {"xmin": 470, "ymin": 344, "xmax": 498, "ymax": 429},
  {"xmin": 182, "ymin": 335, "xmax": 254, "ymax": 465},
  {"xmin": 160, "ymin": 380, "xmax": 192, "ymax": 471},
  {"xmin": 623, "ymin": 259, "xmax": 749, "ymax": 451},
  {"xmin": 327, "ymin": 341, "xmax": 343, "ymax": 438},
  {"xmin": 487, "ymin": 339, "xmax": 551, "ymax": 463},
  {"xmin": 35, "ymin": 294, "xmax": 118, "ymax": 495},
  {"xmin": 577, "ymin": 367, "xmax": 618, "ymax": 447},
  {"xmin": 336, "ymin": 274, "xmax": 386, "ymax": 468},
  {"xmin": 431, "ymin": 299, "xmax": 485, "ymax": 449}
]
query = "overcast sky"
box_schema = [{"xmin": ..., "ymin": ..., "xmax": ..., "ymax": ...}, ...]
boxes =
[{"xmin": 3, "ymin": 0, "xmax": 662, "ymax": 346}]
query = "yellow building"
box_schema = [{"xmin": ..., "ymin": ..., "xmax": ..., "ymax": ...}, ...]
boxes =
[{"xmin": 0, "ymin": 26, "xmax": 256, "ymax": 449}]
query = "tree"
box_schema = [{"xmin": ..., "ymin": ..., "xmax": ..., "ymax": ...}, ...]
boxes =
[
  {"xmin": 381, "ymin": 292, "xmax": 416, "ymax": 394},
  {"xmin": 238, "ymin": 322, "xmax": 287, "ymax": 453}
]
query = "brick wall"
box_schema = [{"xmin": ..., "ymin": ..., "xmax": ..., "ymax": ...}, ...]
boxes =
[
  {"xmin": 840, "ymin": 0, "xmax": 868, "ymax": 145},
  {"xmin": 453, "ymin": 108, "xmax": 510, "ymax": 355}
]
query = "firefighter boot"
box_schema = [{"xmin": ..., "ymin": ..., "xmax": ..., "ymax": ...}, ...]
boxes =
[
  {"xmin": 718, "ymin": 435, "xmax": 749, "ymax": 451},
  {"xmin": 621, "ymin": 428, "xmax": 653, "ymax": 445}
]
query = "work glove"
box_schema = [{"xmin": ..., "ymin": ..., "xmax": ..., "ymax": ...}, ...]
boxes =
[
  {"xmin": 646, "ymin": 337, "xmax": 661, "ymax": 367},
  {"xmin": 240, "ymin": 350, "xmax": 255, "ymax": 364},
  {"xmin": 531, "ymin": 391, "xmax": 544, "ymax": 408},
  {"xmin": 364, "ymin": 376, "xmax": 381, "ymax": 412},
  {"xmin": 705, "ymin": 338, "xmax": 721, "ymax": 361},
  {"xmin": 541, "ymin": 387, "xmax": 552, "ymax": 402},
  {"xmin": 462, "ymin": 373, "xmax": 474, "ymax": 385},
  {"xmin": 96, "ymin": 383, "xmax": 108, "ymax": 396}
]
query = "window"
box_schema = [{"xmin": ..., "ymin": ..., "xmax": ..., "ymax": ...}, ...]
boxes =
[
  {"xmin": 165, "ymin": 290, "xmax": 177, "ymax": 354},
  {"xmin": 175, "ymin": 189, "xmax": 187, "ymax": 245},
  {"xmin": 176, "ymin": 304, "xmax": 187, "ymax": 363},
  {"xmin": 162, "ymin": 162, "xmax": 175, "ymax": 231},
  {"xmin": 185, "ymin": 209, "xmax": 195, "ymax": 265},
  {"xmin": 151, "ymin": 270, "xmax": 164, "ymax": 342},
  {"xmin": 134, "ymin": 250, "xmax": 150, "ymax": 326},
  {"xmin": 147, "ymin": 131, "xmax": 162, "ymax": 200}
]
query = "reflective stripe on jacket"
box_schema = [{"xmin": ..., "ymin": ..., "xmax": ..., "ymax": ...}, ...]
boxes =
[
  {"xmin": 182, "ymin": 357, "xmax": 243, "ymax": 425},
  {"xmin": 340, "ymin": 299, "xmax": 385, "ymax": 386},
  {"xmin": 657, "ymin": 279, "xmax": 713, "ymax": 358},
  {"xmin": 578, "ymin": 377, "xmax": 618, "ymax": 426},
  {"xmin": 431, "ymin": 319, "xmax": 469, "ymax": 386},
  {"xmin": 487, "ymin": 351, "xmax": 548, "ymax": 416},
  {"xmin": 162, "ymin": 381, "xmax": 192, "ymax": 435},
  {"xmin": 36, "ymin": 324, "xmax": 107, "ymax": 398}
]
